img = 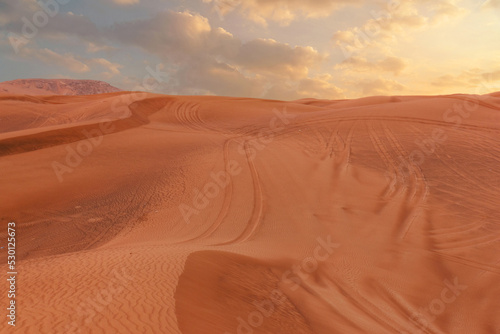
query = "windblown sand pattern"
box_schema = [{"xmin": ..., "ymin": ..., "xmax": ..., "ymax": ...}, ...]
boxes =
[{"xmin": 1, "ymin": 90, "xmax": 499, "ymax": 333}]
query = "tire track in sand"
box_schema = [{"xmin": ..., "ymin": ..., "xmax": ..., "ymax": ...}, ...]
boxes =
[
  {"xmin": 381, "ymin": 123, "xmax": 429, "ymax": 240},
  {"xmin": 180, "ymin": 138, "xmax": 235, "ymax": 243},
  {"xmin": 216, "ymin": 140, "xmax": 264, "ymax": 245}
]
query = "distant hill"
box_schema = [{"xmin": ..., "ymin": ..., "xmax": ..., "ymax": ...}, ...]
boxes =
[{"xmin": 0, "ymin": 79, "xmax": 122, "ymax": 96}]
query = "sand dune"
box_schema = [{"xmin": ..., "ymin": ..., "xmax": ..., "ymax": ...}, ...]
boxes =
[{"xmin": 1, "ymin": 91, "xmax": 499, "ymax": 333}]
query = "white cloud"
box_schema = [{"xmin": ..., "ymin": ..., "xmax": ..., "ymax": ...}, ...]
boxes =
[
  {"xmin": 108, "ymin": 10, "xmax": 330, "ymax": 99},
  {"xmin": 235, "ymin": 39, "xmax": 325, "ymax": 79},
  {"xmin": 108, "ymin": 11, "xmax": 240, "ymax": 60}
]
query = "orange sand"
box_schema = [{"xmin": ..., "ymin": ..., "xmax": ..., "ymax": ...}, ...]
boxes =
[{"xmin": 0, "ymin": 90, "xmax": 499, "ymax": 333}]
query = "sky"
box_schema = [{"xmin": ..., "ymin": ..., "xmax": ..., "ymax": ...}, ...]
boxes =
[{"xmin": 0, "ymin": 0, "xmax": 499, "ymax": 100}]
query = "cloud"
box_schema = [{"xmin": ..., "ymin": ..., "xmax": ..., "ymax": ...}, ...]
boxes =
[
  {"xmin": 296, "ymin": 75, "xmax": 344, "ymax": 99},
  {"xmin": 0, "ymin": 2, "xmax": 104, "ymax": 52},
  {"xmin": 108, "ymin": 11, "xmax": 240, "ymax": 61},
  {"xmin": 482, "ymin": 0, "xmax": 500, "ymax": 8},
  {"xmin": 359, "ymin": 77, "xmax": 405, "ymax": 96},
  {"xmin": 86, "ymin": 42, "xmax": 114, "ymax": 53},
  {"xmin": 109, "ymin": 10, "xmax": 325, "ymax": 78},
  {"xmin": 332, "ymin": 1, "xmax": 426, "ymax": 47},
  {"xmin": 11, "ymin": 40, "xmax": 121, "ymax": 77},
  {"xmin": 91, "ymin": 58, "xmax": 123, "ymax": 78},
  {"xmin": 203, "ymin": 0, "xmax": 361, "ymax": 25},
  {"xmin": 264, "ymin": 75, "xmax": 344, "ymax": 100},
  {"xmin": 484, "ymin": 69, "xmax": 500, "ymax": 81},
  {"xmin": 336, "ymin": 55, "xmax": 407, "ymax": 75},
  {"xmin": 41, "ymin": 12, "xmax": 102, "ymax": 43},
  {"xmin": 0, "ymin": 0, "xmax": 38, "ymax": 26},
  {"xmin": 111, "ymin": 0, "xmax": 140, "ymax": 5},
  {"xmin": 431, "ymin": 0, "xmax": 468, "ymax": 22},
  {"xmin": 332, "ymin": 0, "xmax": 466, "ymax": 58},
  {"xmin": 19, "ymin": 46, "xmax": 90, "ymax": 73},
  {"xmin": 234, "ymin": 39, "xmax": 325, "ymax": 79},
  {"xmin": 173, "ymin": 59, "xmax": 265, "ymax": 97},
  {"xmin": 6, "ymin": 2, "xmax": 482, "ymax": 100},
  {"xmin": 1, "ymin": 5, "xmax": 333, "ymax": 99},
  {"xmin": 431, "ymin": 67, "xmax": 500, "ymax": 94},
  {"xmin": 107, "ymin": 10, "xmax": 330, "ymax": 99}
]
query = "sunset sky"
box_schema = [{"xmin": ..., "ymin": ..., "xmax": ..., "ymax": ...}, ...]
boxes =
[{"xmin": 1, "ymin": 0, "xmax": 499, "ymax": 99}]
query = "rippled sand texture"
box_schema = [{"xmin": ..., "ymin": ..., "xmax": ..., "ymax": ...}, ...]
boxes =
[{"xmin": 1, "ymin": 91, "xmax": 499, "ymax": 333}]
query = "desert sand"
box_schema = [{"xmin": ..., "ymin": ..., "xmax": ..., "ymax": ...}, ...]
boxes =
[{"xmin": 1, "ymin": 88, "xmax": 499, "ymax": 333}]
